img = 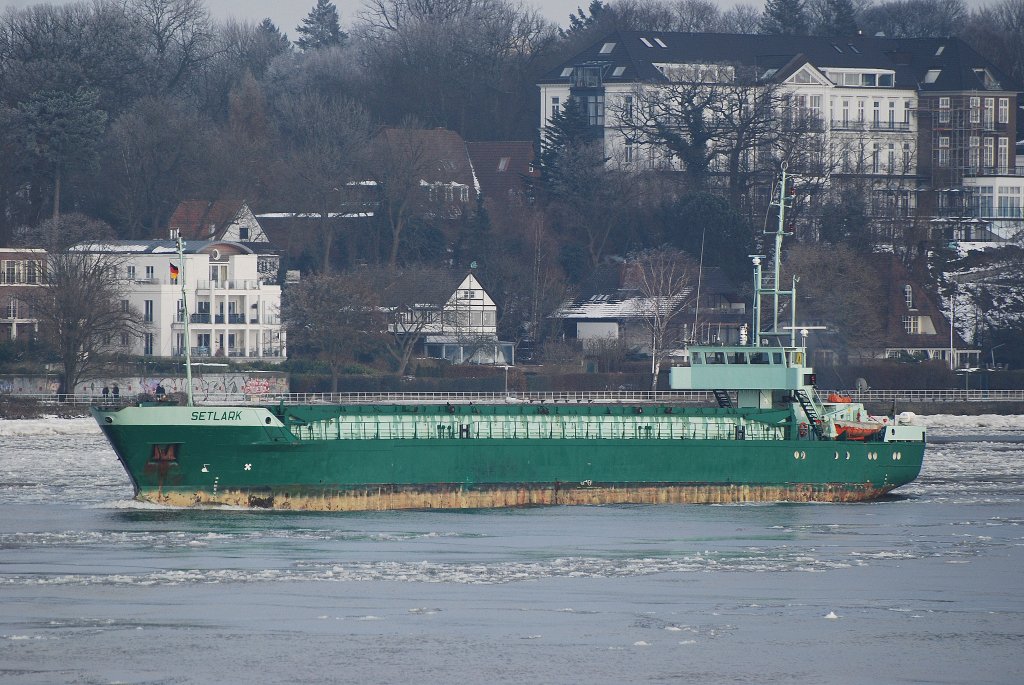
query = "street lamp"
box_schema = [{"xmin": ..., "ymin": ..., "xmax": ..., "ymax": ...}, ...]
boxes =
[{"xmin": 990, "ymin": 343, "xmax": 1005, "ymax": 369}]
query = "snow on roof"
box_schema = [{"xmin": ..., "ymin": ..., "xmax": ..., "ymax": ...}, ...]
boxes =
[{"xmin": 553, "ymin": 289, "xmax": 693, "ymax": 319}]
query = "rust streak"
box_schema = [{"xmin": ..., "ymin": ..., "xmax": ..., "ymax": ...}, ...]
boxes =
[{"xmin": 143, "ymin": 483, "xmax": 892, "ymax": 512}]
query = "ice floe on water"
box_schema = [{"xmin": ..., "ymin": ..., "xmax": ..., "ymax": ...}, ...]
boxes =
[{"xmin": 0, "ymin": 416, "xmax": 99, "ymax": 436}]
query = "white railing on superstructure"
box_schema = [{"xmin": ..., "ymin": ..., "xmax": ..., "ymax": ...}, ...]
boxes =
[{"xmin": 7, "ymin": 388, "xmax": 1024, "ymax": 406}]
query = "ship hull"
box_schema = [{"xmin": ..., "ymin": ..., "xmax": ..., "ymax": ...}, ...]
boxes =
[{"xmin": 92, "ymin": 404, "xmax": 925, "ymax": 511}]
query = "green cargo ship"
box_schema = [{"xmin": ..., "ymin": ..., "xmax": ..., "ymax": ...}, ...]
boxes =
[{"xmin": 91, "ymin": 167, "xmax": 925, "ymax": 510}]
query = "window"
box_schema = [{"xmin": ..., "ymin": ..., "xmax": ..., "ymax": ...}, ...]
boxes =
[
  {"xmin": 998, "ymin": 98, "xmax": 1009, "ymax": 124},
  {"xmin": 888, "ymin": 100, "xmax": 896, "ymax": 127},
  {"xmin": 26, "ymin": 260, "xmax": 39, "ymax": 284},
  {"xmin": 903, "ymin": 143, "xmax": 912, "ymax": 171},
  {"xmin": 872, "ymin": 142, "xmax": 881, "ymax": 173},
  {"xmin": 121, "ymin": 332, "xmax": 129, "ymax": 347},
  {"xmin": 857, "ymin": 100, "xmax": 865, "ymax": 122},
  {"xmin": 144, "ymin": 333, "xmax": 154, "ymax": 356},
  {"xmin": 970, "ymin": 97, "xmax": 980, "ymax": 124},
  {"xmin": 6, "ymin": 297, "xmax": 17, "ymax": 318},
  {"xmin": 559, "ymin": 67, "xmax": 572, "ymax": 78},
  {"xmin": 904, "ymin": 99, "xmax": 912, "ymax": 124},
  {"xmin": 639, "ymin": 37, "xmax": 653, "ymax": 47},
  {"xmin": 879, "ymin": 73, "xmax": 894, "ymax": 87},
  {"xmin": 583, "ymin": 94, "xmax": 604, "ymax": 126},
  {"xmin": 938, "ymin": 136, "xmax": 950, "ymax": 167},
  {"xmin": 550, "ymin": 97, "xmax": 560, "ymax": 119},
  {"xmin": 145, "ymin": 265, "xmax": 154, "ymax": 280},
  {"xmin": 624, "ymin": 94, "xmax": 633, "ymax": 120},
  {"xmin": 239, "ymin": 226, "xmax": 249, "ymax": 240},
  {"xmin": 121, "ymin": 299, "xmax": 129, "ymax": 312},
  {"xmin": 903, "ymin": 316, "xmax": 919, "ymax": 334},
  {"xmin": 984, "ymin": 98, "xmax": 995, "ymax": 128},
  {"xmin": 653, "ymin": 37, "xmax": 667, "ymax": 48},
  {"xmin": 872, "ymin": 101, "xmax": 880, "ymax": 125},
  {"xmin": 997, "ymin": 186, "xmax": 1022, "ymax": 218},
  {"xmin": 612, "ymin": 66, "xmax": 625, "ymax": 77},
  {"xmin": 887, "ymin": 143, "xmax": 896, "ymax": 172},
  {"xmin": 841, "ymin": 99, "xmax": 849, "ymax": 126},
  {"xmin": 938, "ymin": 97, "xmax": 950, "ymax": 124},
  {"xmin": 862, "ymin": 73, "xmax": 877, "ymax": 87},
  {"xmin": 984, "ymin": 138, "xmax": 994, "ymax": 167},
  {"xmin": 904, "ymin": 285, "xmax": 914, "ymax": 309},
  {"xmin": 969, "ymin": 136, "xmax": 980, "ymax": 171},
  {"xmin": 599, "ymin": 42, "xmax": 615, "ymax": 54},
  {"xmin": 497, "ymin": 157, "xmax": 510, "ymax": 172},
  {"xmin": 924, "ymin": 69, "xmax": 941, "ymax": 83},
  {"xmin": 998, "ymin": 137, "xmax": 1009, "ymax": 171},
  {"xmin": 978, "ymin": 186, "xmax": 994, "ymax": 216},
  {"xmin": 144, "ymin": 300, "xmax": 153, "ymax": 323},
  {"xmin": 624, "ymin": 142, "xmax": 633, "ymax": 163},
  {"xmin": 126, "ymin": 265, "xmax": 136, "ymax": 280}
]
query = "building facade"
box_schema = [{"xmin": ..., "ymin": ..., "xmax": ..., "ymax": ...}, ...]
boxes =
[
  {"xmin": 0, "ymin": 248, "xmax": 45, "ymax": 341},
  {"xmin": 77, "ymin": 241, "xmax": 284, "ymax": 361},
  {"xmin": 538, "ymin": 32, "xmax": 1019, "ymax": 237}
]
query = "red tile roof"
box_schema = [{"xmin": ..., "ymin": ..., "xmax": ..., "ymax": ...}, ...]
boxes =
[
  {"xmin": 167, "ymin": 199, "xmax": 245, "ymax": 240},
  {"xmin": 466, "ymin": 141, "xmax": 538, "ymax": 203}
]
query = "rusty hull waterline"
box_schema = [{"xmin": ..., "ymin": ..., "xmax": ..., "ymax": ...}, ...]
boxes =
[{"xmin": 144, "ymin": 482, "xmax": 891, "ymax": 511}]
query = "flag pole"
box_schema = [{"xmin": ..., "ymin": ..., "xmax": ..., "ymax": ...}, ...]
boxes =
[{"xmin": 177, "ymin": 236, "xmax": 194, "ymax": 407}]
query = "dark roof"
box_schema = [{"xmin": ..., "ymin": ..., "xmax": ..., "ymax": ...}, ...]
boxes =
[
  {"xmin": 877, "ymin": 256, "xmax": 970, "ymax": 349},
  {"xmin": 540, "ymin": 31, "xmax": 1019, "ymax": 92},
  {"xmin": 376, "ymin": 128, "xmax": 478, "ymax": 191},
  {"xmin": 168, "ymin": 200, "xmax": 246, "ymax": 240},
  {"xmin": 465, "ymin": 141, "xmax": 538, "ymax": 201},
  {"xmin": 375, "ymin": 269, "xmax": 464, "ymax": 309}
]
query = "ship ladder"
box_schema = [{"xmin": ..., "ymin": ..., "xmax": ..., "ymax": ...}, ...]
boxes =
[
  {"xmin": 794, "ymin": 390, "xmax": 824, "ymax": 439},
  {"xmin": 713, "ymin": 390, "xmax": 733, "ymax": 408}
]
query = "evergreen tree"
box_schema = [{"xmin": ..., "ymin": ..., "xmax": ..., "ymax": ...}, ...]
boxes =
[
  {"xmin": 760, "ymin": 0, "xmax": 811, "ymax": 35},
  {"xmin": 562, "ymin": 1, "xmax": 607, "ymax": 37},
  {"xmin": 17, "ymin": 88, "xmax": 107, "ymax": 223},
  {"xmin": 822, "ymin": 0, "xmax": 859, "ymax": 36},
  {"xmin": 258, "ymin": 18, "xmax": 293, "ymax": 57},
  {"xmin": 535, "ymin": 96, "xmax": 599, "ymax": 197},
  {"xmin": 295, "ymin": 0, "xmax": 347, "ymax": 51}
]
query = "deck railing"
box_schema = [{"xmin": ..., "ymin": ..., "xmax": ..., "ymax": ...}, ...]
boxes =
[{"xmin": 6, "ymin": 388, "xmax": 1024, "ymax": 407}]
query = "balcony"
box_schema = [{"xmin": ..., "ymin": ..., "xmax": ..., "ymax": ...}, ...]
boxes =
[
  {"xmin": 830, "ymin": 120, "xmax": 911, "ymax": 132},
  {"xmin": 195, "ymin": 279, "xmax": 262, "ymax": 291},
  {"xmin": 190, "ymin": 313, "xmax": 211, "ymax": 324}
]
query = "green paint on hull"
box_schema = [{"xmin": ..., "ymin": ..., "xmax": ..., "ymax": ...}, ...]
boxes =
[{"xmin": 92, "ymin": 402, "xmax": 925, "ymax": 511}]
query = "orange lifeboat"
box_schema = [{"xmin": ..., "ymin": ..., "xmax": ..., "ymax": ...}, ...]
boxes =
[
  {"xmin": 834, "ymin": 420, "xmax": 883, "ymax": 441},
  {"xmin": 827, "ymin": 393, "xmax": 853, "ymax": 403}
]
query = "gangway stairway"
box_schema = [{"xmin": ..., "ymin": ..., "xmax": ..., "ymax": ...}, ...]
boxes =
[
  {"xmin": 713, "ymin": 390, "xmax": 733, "ymax": 408},
  {"xmin": 794, "ymin": 390, "xmax": 824, "ymax": 438}
]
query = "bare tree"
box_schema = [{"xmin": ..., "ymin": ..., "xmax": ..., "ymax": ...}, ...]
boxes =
[
  {"xmin": 625, "ymin": 246, "xmax": 697, "ymax": 389},
  {"xmin": 18, "ymin": 216, "xmax": 147, "ymax": 394},
  {"xmin": 611, "ymin": 66, "xmax": 791, "ymax": 202},
  {"xmin": 272, "ymin": 94, "xmax": 372, "ymax": 273},
  {"xmin": 369, "ymin": 126, "xmax": 433, "ymax": 268},
  {"xmin": 284, "ymin": 272, "xmax": 383, "ymax": 392}
]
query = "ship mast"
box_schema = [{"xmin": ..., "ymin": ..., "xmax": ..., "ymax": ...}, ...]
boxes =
[
  {"xmin": 177, "ymin": 236, "xmax": 194, "ymax": 407},
  {"xmin": 752, "ymin": 164, "xmax": 799, "ymax": 348}
]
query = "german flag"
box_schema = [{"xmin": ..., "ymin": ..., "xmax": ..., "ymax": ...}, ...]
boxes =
[{"xmin": 170, "ymin": 262, "xmax": 180, "ymax": 279}]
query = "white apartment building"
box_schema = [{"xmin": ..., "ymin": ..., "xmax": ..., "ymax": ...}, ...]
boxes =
[
  {"xmin": 539, "ymin": 32, "xmax": 1017, "ymax": 231},
  {"xmin": 79, "ymin": 240, "xmax": 284, "ymax": 361}
]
